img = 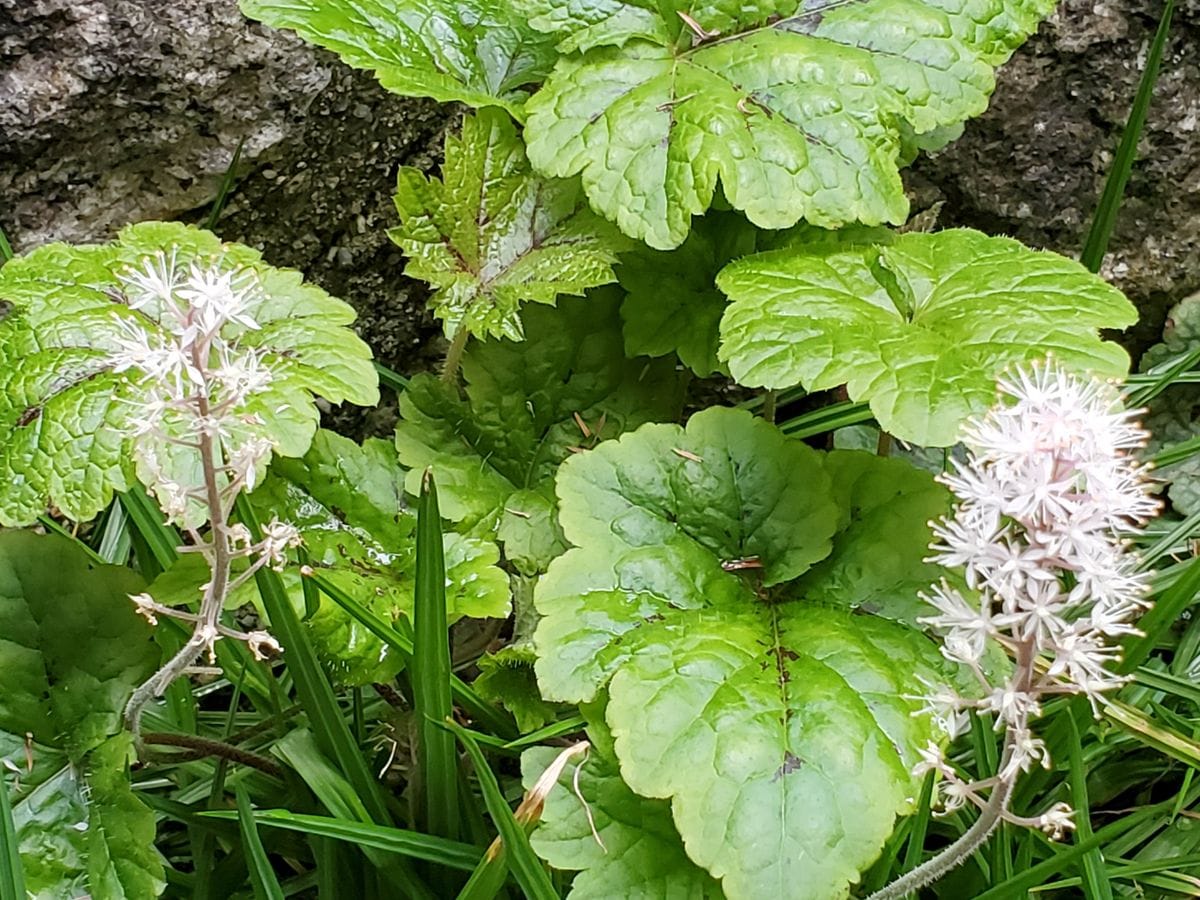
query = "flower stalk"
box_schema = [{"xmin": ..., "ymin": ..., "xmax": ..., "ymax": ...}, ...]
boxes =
[
  {"xmin": 114, "ymin": 250, "xmax": 299, "ymax": 744},
  {"xmin": 868, "ymin": 362, "xmax": 1158, "ymax": 899}
]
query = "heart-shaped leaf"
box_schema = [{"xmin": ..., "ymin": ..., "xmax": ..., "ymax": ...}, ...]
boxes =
[
  {"xmin": 718, "ymin": 229, "xmax": 1136, "ymax": 445},
  {"xmin": 0, "ymin": 222, "xmax": 378, "ymax": 526},
  {"xmin": 0, "ymin": 532, "xmax": 163, "ymax": 898},
  {"xmin": 522, "ymin": 0, "xmax": 1055, "ymax": 248},
  {"xmin": 249, "ymin": 430, "xmax": 510, "ymax": 684},
  {"xmin": 394, "ymin": 291, "xmax": 686, "ymax": 573},
  {"xmin": 534, "ymin": 408, "xmax": 951, "ymax": 898}
]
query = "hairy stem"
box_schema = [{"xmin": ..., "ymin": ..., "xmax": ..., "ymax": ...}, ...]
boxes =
[
  {"xmin": 125, "ymin": 357, "xmax": 233, "ymax": 748},
  {"xmin": 140, "ymin": 732, "xmax": 284, "ymax": 777},
  {"xmin": 441, "ymin": 327, "xmax": 470, "ymax": 384},
  {"xmin": 867, "ymin": 642, "xmax": 1035, "ymax": 900}
]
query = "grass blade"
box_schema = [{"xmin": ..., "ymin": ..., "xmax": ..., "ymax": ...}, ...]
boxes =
[
  {"xmin": 236, "ymin": 788, "xmax": 286, "ymax": 900},
  {"xmin": 1079, "ymin": 0, "xmax": 1175, "ymax": 272},
  {"xmin": 206, "ymin": 810, "xmax": 481, "ymax": 871},
  {"xmin": 1121, "ymin": 554, "xmax": 1200, "ymax": 674},
  {"xmin": 374, "ymin": 362, "xmax": 410, "ymax": 393},
  {"xmin": 306, "ymin": 571, "xmax": 516, "ymax": 738},
  {"xmin": 204, "ymin": 137, "xmax": 245, "ymax": 232},
  {"xmin": 0, "ymin": 226, "xmax": 12, "ymax": 264},
  {"xmin": 120, "ymin": 484, "xmax": 182, "ymax": 576},
  {"xmin": 444, "ymin": 718, "xmax": 559, "ymax": 900},
  {"xmin": 0, "ymin": 774, "xmax": 25, "ymax": 900},
  {"xmin": 413, "ymin": 470, "xmax": 461, "ymax": 842},
  {"xmin": 1066, "ymin": 716, "xmax": 1113, "ymax": 900}
]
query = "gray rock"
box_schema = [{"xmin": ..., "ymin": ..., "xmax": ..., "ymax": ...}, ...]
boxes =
[
  {"xmin": 912, "ymin": 0, "xmax": 1200, "ymax": 348},
  {"xmin": 2, "ymin": 0, "xmax": 1198, "ymax": 386}
]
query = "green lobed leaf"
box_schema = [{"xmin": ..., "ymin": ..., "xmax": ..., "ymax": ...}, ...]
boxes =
[
  {"xmin": 718, "ymin": 229, "xmax": 1136, "ymax": 445},
  {"xmin": 619, "ymin": 212, "xmax": 892, "ymax": 376},
  {"xmin": 522, "ymin": 741, "xmax": 725, "ymax": 899},
  {"xmin": 239, "ymin": 0, "xmax": 558, "ymax": 116},
  {"xmin": 534, "ymin": 408, "xmax": 950, "ymax": 899},
  {"xmin": 792, "ymin": 450, "xmax": 953, "ymax": 624},
  {"xmin": 394, "ymin": 291, "xmax": 686, "ymax": 574},
  {"xmin": 522, "ymin": 0, "xmax": 1056, "ymax": 248},
  {"xmin": 0, "ymin": 221, "xmax": 378, "ymax": 527},
  {"xmin": 391, "ymin": 109, "xmax": 629, "ymax": 341},
  {"xmin": 248, "ymin": 430, "xmax": 510, "ymax": 685},
  {"xmin": 0, "ymin": 533, "xmax": 163, "ymax": 898}
]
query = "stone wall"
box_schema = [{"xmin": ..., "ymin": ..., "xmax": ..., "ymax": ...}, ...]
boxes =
[{"xmin": 3, "ymin": 0, "xmax": 1198, "ymax": 374}]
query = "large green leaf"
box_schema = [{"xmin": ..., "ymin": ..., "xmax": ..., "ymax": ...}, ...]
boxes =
[
  {"xmin": 394, "ymin": 291, "xmax": 686, "ymax": 574},
  {"xmin": 0, "ymin": 531, "xmax": 157, "ymax": 758},
  {"xmin": 0, "ymin": 221, "xmax": 378, "ymax": 526},
  {"xmin": 618, "ymin": 212, "xmax": 892, "ymax": 376},
  {"xmin": 522, "ymin": 0, "xmax": 1056, "ymax": 248},
  {"xmin": 523, "ymin": 739, "xmax": 725, "ymax": 899},
  {"xmin": 534, "ymin": 408, "xmax": 950, "ymax": 898},
  {"xmin": 391, "ymin": 109, "xmax": 628, "ymax": 341},
  {"xmin": 0, "ymin": 532, "xmax": 164, "ymax": 898},
  {"xmin": 718, "ymin": 229, "xmax": 1136, "ymax": 445},
  {"xmin": 239, "ymin": 0, "xmax": 558, "ymax": 116},
  {"xmin": 249, "ymin": 430, "xmax": 510, "ymax": 684}
]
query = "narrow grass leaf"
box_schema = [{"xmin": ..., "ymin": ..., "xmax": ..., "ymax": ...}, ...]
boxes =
[
  {"xmin": 444, "ymin": 718, "xmax": 558, "ymax": 900},
  {"xmin": 1079, "ymin": 0, "xmax": 1175, "ymax": 271},
  {"xmin": 204, "ymin": 810, "xmax": 481, "ymax": 871},
  {"xmin": 1121, "ymin": 553, "xmax": 1200, "ymax": 674},
  {"xmin": 204, "ymin": 137, "xmax": 245, "ymax": 231},
  {"xmin": 306, "ymin": 570, "xmax": 516, "ymax": 738},
  {"xmin": 237, "ymin": 788, "xmax": 286, "ymax": 900},
  {"xmin": 413, "ymin": 470, "xmax": 461, "ymax": 842},
  {"xmin": 0, "ymin": 775, "xmax": 25, "ymax": 900},
  {"xmin": 1066, "ymin": 715, "xmax": 1114, "ymax": 900}
]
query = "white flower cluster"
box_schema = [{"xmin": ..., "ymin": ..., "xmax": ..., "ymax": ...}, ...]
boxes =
[
  {"xmin": 111, "ymin": 250, "xmax": 278, "ymax": 521},
  {"xmin": 108, "ymin": 249, "xmax": 301, "ymax": 687},
  {"xmin": 916, "ymin": 362, "xmax": 1157, "ymax": 837}
]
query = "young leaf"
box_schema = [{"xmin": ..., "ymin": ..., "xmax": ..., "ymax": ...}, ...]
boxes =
[
  {"xmin": 392, "ymin": 109, "xmax": 628, "ymax": 341},
  {"xmin": 522, "ymin": 0, "xmax": 1055, "ymax": 248},
  {"xmin": 394, "ymin": 291, "xmax": 686, "ymax": 574},
  {"xmin": 0, "ymin": 221, "xmax": 378, "ymax": 527},
  {"xmin": 239, "ymin": 0, "xmax": 558, "ymax": 116},
  {"xmin": 718, "ymin": 229, "xmax": 1137, "ymax": 446},
  {"xmin": 474, "ymin": 647, "xmax": 563, "ymax": 734},
  {"xmin": 534, "ymin": 408, "xmax": 951, "ymax": 899},
  {"xmin": 522, "ymin": 743, "xmax": 725, "ymax": 899},
  {"xmin": 0, "ymin": 533, "xmax": 164, "ymax": 897},
  {"xmin": 251, "ymin": 430, "xmax": 510, "ymax": 684}
]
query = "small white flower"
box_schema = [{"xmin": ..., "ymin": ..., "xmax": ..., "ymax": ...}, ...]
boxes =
[
  {"xmin": 129, "ymin": 592, "xmax": 160, "ymax": 625},
  {"xmin": 259, "ymin": 517, "xmax": 302, "ymax": 570},
  {"xmin": 178, "ymin": 262, "xmax": 260, "ymax": 334},
  {"xmin": 246, "ymin": 630, "xmax": 282, "ymax": 660},
  {"xmin": 1035, "ymin": 802, "xmax": 1076, "ymax": 839}
]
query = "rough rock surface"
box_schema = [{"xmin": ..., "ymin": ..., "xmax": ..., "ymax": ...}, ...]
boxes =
[{"xmin": 2, "ymin": 0, "xmax": 1198, "ymax": 380}]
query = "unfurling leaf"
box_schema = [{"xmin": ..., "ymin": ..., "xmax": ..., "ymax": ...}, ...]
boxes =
[
  {"xmin": 533, "ymin": 408, "xmax": 953, "ymax": 898},
  {"xmin": 394, "ymin": 291, "xmax": 686, "ymax": 573},
  {"xmin": 0, "ymin": 222, "xmax": 378, "ymax": 526},
  {"xmin": 718, "ymin": 229, "xmax": 1136, "ymax": 445},
  {"xmin": 522, "ymin": 0, "xmax": 1056, "ymax": 248},
  {"xmin": 239, "ymin": 0, "xmax": 558, "ymax": 116},
  {"xmin": 391, "ymin": 109, "xmax": 628, "ymax": 341}
]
